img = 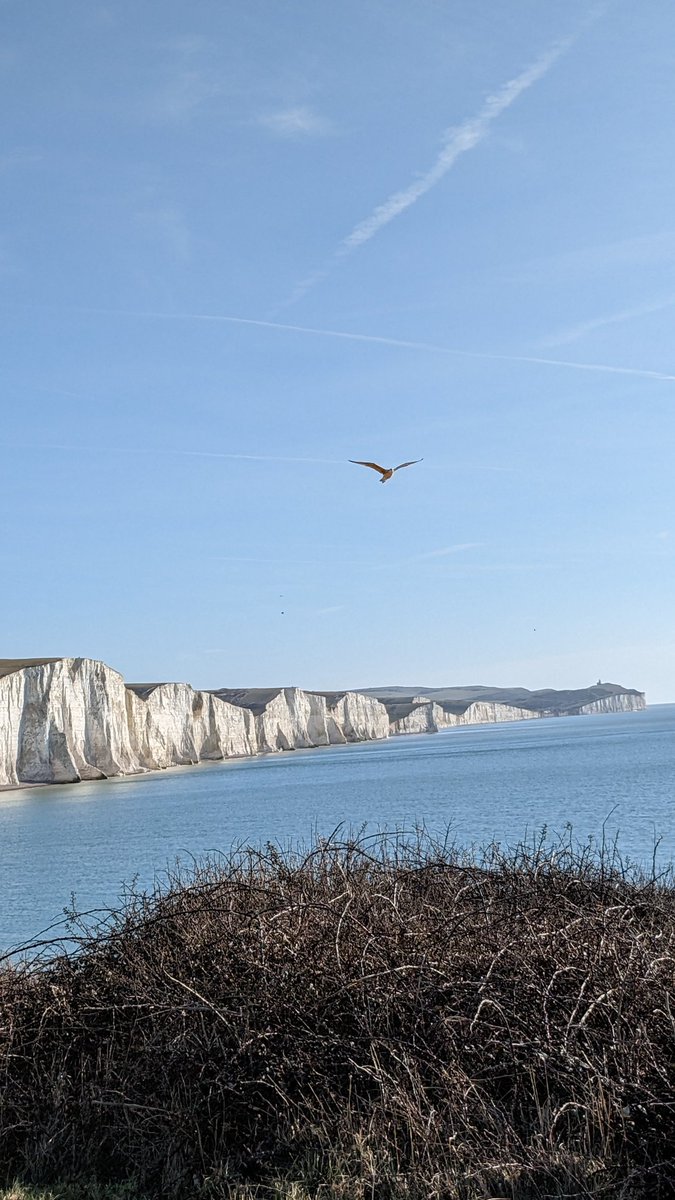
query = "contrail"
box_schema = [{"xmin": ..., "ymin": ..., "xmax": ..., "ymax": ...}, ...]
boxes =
[
  {"xmin": 339, "ymin": 36, "xmax": 573, "ymax": 255},
  {"xmin": 71, "ymin": 305, "xmax": 675, "ymax": 381},
  {"xmin": 1, "ymin": 441, "xmax": 344, "ymax": 465},
  {"xmin": 280, "ymin": 9, "xmax": 611, "ymax": 307},
  {"xmin": 7, "ymin": 300, "xmax": 674, "ymax": 382},
  {"xmin": 281, "ymin": 27, "xmax": 584, "ymax": 306}
]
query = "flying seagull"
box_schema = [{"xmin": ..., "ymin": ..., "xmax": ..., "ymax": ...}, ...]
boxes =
[{"xmin": 349, "ymin": 458, "xmax": 422, "ymax": 483}]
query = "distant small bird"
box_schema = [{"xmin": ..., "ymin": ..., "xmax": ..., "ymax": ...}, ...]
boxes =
[{"xmin": 349, "ymin": 458, "xmax": 423, "ymax": 483}]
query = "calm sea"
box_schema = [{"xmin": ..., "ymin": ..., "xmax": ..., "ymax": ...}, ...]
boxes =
[{"xmin": 1, "ymin": 705, "xmax": 674, "ymax": 954}]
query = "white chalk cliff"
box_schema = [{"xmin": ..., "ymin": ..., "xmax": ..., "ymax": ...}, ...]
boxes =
[
  {"xmin": 210, "ymin": 688, "xmax": 391, "ymax": 752},
  {"xmin": 445, "ymin": 701, "xmax": 540, "ymax": 726},
  {"xmin": 0, "ymin": 658, "xmax": 646, "ymax": 789},
  {"xmin": 0, "ymin": 658, "xmax": 139, "ymax": 786},
  {"xmin": 387, "ymin": 697, "xmax": 539, "ymax": 735},
  {"xmin": 576, "ymin": 694, "xmax": 645, "ymax": 715},
  {"xmin": 125, "ymin": 683, "xmax": 257, "ymax": 770},
  {"xmin": 0, "ymin": 660, "xmax": 389, "ymax": 788}
]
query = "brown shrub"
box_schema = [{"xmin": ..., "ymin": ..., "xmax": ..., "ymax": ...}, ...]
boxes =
[{"xmin": 1, "ymin": 831, "xmax": 674, "ymax": 1198}]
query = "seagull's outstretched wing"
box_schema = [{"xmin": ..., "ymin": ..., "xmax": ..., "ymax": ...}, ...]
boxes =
[
  {"xmin": 349, "ymin": 460, "xmax": 388, "ymax": 475},
  {"xmin": 393, "ymin": 458, "xmax": 423, "ymax": 472}
]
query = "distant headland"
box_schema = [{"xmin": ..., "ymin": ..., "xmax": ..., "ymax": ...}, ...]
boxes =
[{"xmin": 0, "ymin": 657, "xmax": 645, "ymax": 789}]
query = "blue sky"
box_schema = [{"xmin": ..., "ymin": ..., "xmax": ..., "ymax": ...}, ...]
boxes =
[{"xmin": 1, "ymin": 0, "xmax": 674, "ymax": 700}]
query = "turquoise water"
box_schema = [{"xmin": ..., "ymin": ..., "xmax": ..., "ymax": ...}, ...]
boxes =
[{"xmin": 1, "ymin": 705, "xmax": 673, "ymax": 953}]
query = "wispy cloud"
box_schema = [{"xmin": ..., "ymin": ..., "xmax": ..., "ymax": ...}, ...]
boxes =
[
  {"xmin": 412, "ymin": 543, "xmax": 482, "ymax": 560},
  {"xmin": 439, "ymin": 561, "xmax": 564, "ymax": 574},
  {"xmin": 145, "ymin": 69, "xmax": 221, "ymax": 122},
  {"xmin": 258, "ymin": 106, "xmax": 333, "ymax": 138},
  {"xmin": 135, "ymin": 205, "xmax": 193, "ymax": 263},
  {"xmin": 10, "ymin": 303, "xmax": 675, "ymax": 383},
  {"xmin": 214, "ymin": 555, "xmax": 332, "ymax": 564},
  {"xmin": 364, "ymin": 543, "xmax": 483, "ymax": 574},
  {"xmin": 160, "ymin": 34, "xmax": 213, "ymax": 56},
  {"xmin": 0, "ymin": 147, "xmax": 45, "ymax": 172},
  {"xmin": 540, "ymin": 295, "xmax": 675, "ymax": 347},
  {"xmin": 514, "ymin": 230, "xmax": 675, "ymax": 284},
  {"xmin": 88, "ymin": 6, "xmax": 117, "ymax": 28},
  {"xmin": 0, "ymin": 45, "xmax": 17, "ymax": 71},
  {"xmin": 0, "ymin": 233, "xmax": 19, "ymax": 277},
  {"xmin": 372, "ymin": 555, "xmax": 566, "ymax": 576},
  {"xmin": 143, "ymin": 36, "xmax": 220, "ymax": 123}
]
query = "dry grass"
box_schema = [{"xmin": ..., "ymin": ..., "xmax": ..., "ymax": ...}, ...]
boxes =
[
  {"xmin": 1, "ymin": 830, "xmax": 675, "ymax": 1198},
  {"xmin": 0, "ymin": 1184, "xmax": 145, "ymax": 1199}
]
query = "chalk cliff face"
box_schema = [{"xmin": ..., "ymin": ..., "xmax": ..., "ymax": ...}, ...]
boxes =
[
  {"xmin": 576, "ymin": 694, "xmax": 646, "ymax": 716},
  {"xmin": 125, "ymin": 684, "xmax": 257, "ymax": 770},
  {"xmin": 0, "ymin": 669, "xmax": 25, "ymax": 787},
  {"xmin": 0, "ymin": 661, "xmax": 259, "ymax": 787},
  {"xmin": 257, "ymin": 688, "xmax": 336, "ymax": 752},
  {"xmin": 445, "ymin": 701, "xmax": 539, "ymax": 727},
  {"xmin": 0, "ymin": 658, "xmax": 647, "ymax": 789},
  {"xmin": 0, "ymin": 662, "xmax": 389, "ymax": 787},
  {"xmin": 389, "ymin": 702, "xmax": 445, "ymax": 735},
  {"xmin": 377, "ymin": 692, "xmax": 647, "ymax": 737},
  {"xmin": 212, "ymin": 688, "xmax": 390, "ymax": 752},
  {"xmin": 363, "ymin": 682, "xmax": 647, "ymax": 718},
  {"xmin": 389, "ymin": 699, "xmax": 539, "ymax": 735},
  {"xmin": 324, "ymin": 691, "xmax": 391, "ymax": 743},
  {"xmin": 0, "ymin": 658, "xmax": 140, "ymax": 786}
]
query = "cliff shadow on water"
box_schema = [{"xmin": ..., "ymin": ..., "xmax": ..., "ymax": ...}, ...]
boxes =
[{"xmin": 1, "ymin": 828, "xmax": 674, "ymax": 1199}]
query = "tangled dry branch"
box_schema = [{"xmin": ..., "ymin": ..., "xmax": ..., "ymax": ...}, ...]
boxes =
[{"xmin": 1, "ymin": 830, "xmax": 674, "ymax": 1198}]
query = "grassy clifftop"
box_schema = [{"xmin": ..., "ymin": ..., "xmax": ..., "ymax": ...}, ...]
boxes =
[
  {"xmin": 1, "ymin": 833, "xmax": 674, "ymax": 1199},
  {"xmin": 360, "ymin": 681, "xmax": 645, "ymax": 715}
]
